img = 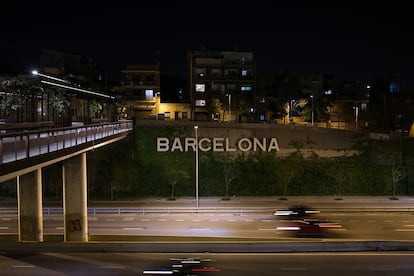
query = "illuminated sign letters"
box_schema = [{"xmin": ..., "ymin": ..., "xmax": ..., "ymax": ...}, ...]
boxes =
[{"xmin": 157, "ymin": 137, "xmax": 279, "ymax": 152}]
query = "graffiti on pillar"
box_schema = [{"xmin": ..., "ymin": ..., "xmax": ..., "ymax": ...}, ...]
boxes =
[
  {"xmin": 69, "ymin": 219, "xmax": 82, "ymax": 232},
  {"xmin": 22, "ymin": 222, "xmax": 33, "ymax": 237}
]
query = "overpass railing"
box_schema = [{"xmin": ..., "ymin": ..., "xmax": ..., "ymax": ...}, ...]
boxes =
[{"xmin": 0, "ymin": 120, "xmax": 134, "ymax": 164}]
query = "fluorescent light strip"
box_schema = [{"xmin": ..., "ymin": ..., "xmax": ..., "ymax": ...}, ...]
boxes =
[
  {"xmin": 41, "ymin": 80, "xmax": 115, "ymax": 100},
  {"xmin": 32, "ymin": 70, "xmax": 70, "ymax": 84}
]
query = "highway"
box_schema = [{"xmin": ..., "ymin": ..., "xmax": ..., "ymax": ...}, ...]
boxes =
[
  {"xmin": 1, "ymin": 251, "xmax": 414, "ymax": 275},
  {"xmin": 1, "ymin": 199, "xmax": 414, "ymax": 241},
  {"xmin": 1, "ymin": 197, "xmax": 414, "ymax": 275}
]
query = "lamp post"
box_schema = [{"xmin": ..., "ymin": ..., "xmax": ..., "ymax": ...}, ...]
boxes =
[
  {"xmin": 290, "ymin": 100, "xmax": 295, "ymax": 123},
  {"xmin": 310, "ymin": 95, "xmax": 314, "ymax": 126},
  {"xmin": 32, "ymin": 70, "xmax": 70, "ymax": 84},
  {"xmin": 194, "ymin": 125, "xmax": 199, "ymax": 209},
  {"xmin": 226, "ymin": 94, "xmax": 231, "ymax": 122},
  {"xmin": 354, "ymin": 105, "xmax": 359, "ymax": 131},
  {"xmin": 32, "ymin": 70, "xmax": 114, "ymax": 100}
]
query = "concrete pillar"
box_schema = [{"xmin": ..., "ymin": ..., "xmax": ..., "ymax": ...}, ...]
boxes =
[
  {"xmin": 17, "ymin": 169, "xmax": 43, "ymax": 242},
  {"xmin": 63, "ymin": 153, "xmax": 88, "ymax": 242}
]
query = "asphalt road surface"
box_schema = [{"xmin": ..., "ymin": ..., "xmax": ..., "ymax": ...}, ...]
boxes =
[
  {"xmin": 1, "ymin": 251, "xmax": 414, "ymax": 276},
  {"xmin": 1, "ymin": 196, "xmax": 414, "ymax": 241}
]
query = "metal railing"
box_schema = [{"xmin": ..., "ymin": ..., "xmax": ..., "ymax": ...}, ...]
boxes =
[
  {"xmin": 1, "ymin": 206, "xmax": 413, "ymax": 216},
  {"xmin": 0, "ymin": 120, "xmax": 134, "ymax": 164}
]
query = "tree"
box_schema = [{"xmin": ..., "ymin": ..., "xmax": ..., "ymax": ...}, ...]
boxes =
[
  {"xmin": 278, "ymin": 140, "xmax": 305, "ymax": 198},
  {"xmin": 330, "ymin": 158, "xmax": 351, "ymax": 199},
  {"xmin": 89, "ymin": 100, "xmax": 103, "ymax": 119},
  {"xmin": 166, "ymin": 169, "xmax": 190, "ymax": 200},
  {"xmin": 0, "ymin": 75, "xmax": 70, "ymax": 125},
  {"xmin": 216, "ymin": 153, "xmax": 238, "ymax": 198},
  {"xmin": 207, "ymin": 97, "xmax": 222, "ymax": 120},
  {"xmin": 390, "ymin": 152, "xmax": 407, "ymax": 199}
]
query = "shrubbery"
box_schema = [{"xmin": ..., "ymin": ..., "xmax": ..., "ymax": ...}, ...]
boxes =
[{"xmin": 41, "ymin": 126, "xmax": 414, "ymax": 200}]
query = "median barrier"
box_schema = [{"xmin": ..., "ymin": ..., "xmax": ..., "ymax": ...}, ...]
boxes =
[{"xmin": 1, "ymin": 238, "xmax": 414, "ymax": 253}]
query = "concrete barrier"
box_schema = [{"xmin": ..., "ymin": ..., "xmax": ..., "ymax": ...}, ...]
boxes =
[{"xmin": 1, "ymin": 236, "xmax": 414, "ymax": 253}]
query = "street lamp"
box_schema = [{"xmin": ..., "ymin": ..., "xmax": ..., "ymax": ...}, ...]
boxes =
[
  {"xmin": 194, "ymin": 125, "xmax": 199, "ymax": 209},
  {"xmin": 353, "ymin": 105, "xmax": 359, "ymax": 131},
  {"xmin": 32, "ymin": 70, "xmax": 114, "ymax": 100},
  {"xmin": 226, "ymin": 94, "xmax": 231, "ymax": 122},
  {"xmin": 290, "ymin": 100, "xmax": 295, "ymax": 123},
  {"xmin": 310, "ymin": 95, "xmax": 314, "ymax": 126},
  {"xmin": 32, "ymin": 70, "xmax": 70, "ymax": 84}
]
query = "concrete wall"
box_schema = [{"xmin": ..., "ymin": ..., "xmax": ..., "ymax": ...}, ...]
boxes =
[{"xmin": 136, "ymin": 120, "xmax": 364, "ymax": 157}]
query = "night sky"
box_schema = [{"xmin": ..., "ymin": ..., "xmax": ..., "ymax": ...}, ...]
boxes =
[{"xmin": 1, "ymin": 2, "xmax": 413, "ymax": 85}]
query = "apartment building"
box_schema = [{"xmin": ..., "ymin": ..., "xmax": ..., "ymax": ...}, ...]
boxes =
[
  {"xmin": 114, "ymin": 65, "xmax": 161, "ymax": 120},
  {"xmin": 188, "ymin": 49, "xmax": 256, "ymax": 121}
]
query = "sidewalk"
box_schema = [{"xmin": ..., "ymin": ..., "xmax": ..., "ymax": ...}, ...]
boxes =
[
  {"xmin": 88, "ymin": 195, "xmax": 414, "ymax": 206},
  {"xmin": 2, "ymin": 195, "xmax": 414, "ymax": 207}
]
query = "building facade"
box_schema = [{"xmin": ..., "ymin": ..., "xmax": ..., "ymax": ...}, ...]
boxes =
[
  {"xmin": 113, "ymin": 65, "xmax": 161, "ymax": 120},
  {"xmin": 188, "ymin": 49, "xmax": 256, "ymax": 122}
]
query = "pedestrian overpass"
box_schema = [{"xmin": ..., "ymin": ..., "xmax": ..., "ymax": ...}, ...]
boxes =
[{"xmin": 0, "ymin": 120, "xmax": 134, "ymax": 243}]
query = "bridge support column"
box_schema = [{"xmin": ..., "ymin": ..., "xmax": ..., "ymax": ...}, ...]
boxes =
[
  {"xmin": 17, "ymin": 169, "xmax": 43, "ymax": 242},
  {"xmin": 63, "ymin": 153, "xmax": 88, "ymax": 242}
]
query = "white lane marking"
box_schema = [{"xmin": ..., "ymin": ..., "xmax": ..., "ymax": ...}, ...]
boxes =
[
  {"xmin": 280, "ymin": 267, "xmax": 308, "ymax": 271},
  {"xmin": 12, "ymin": 265, "xmax": 36, "ymax": 268},
  {"xmin": 140, "ymin": 218, "xmax": 149, "ymax": 221},
  {"xmin": 0, "ymin": 227, "xmax": 8, "ymax": 229},
  {"xmin": 210, "ymin": 219, "xmax": 220, "ymax": 222},
  {"xmin": 262, "ymin": 220, "xmax": 272, "ymax": 222},
  {"xmin": 175, "ymin": 219, "xmax": 184, "ymax": 222},
  {"xmin": 369, "ymin": 268, "xmax": 395, "ymax": 271},
  {"xmin": 1, "ymin": 218, "xmax": 11, "ymax": 221},
  {"xmin": 191, "ymin": 228, "xmax": 210, "ymax": 230},
  {"xmin": 123, "ymin": 227, "xmax": 143, "ymax": 230},
  {"xmin": 56, "ymin": 227, "xmax": 64, "ymax": 230},
  {"xmin": 395, "ymin": 229, "xmax": 414, "ymax": 231}
]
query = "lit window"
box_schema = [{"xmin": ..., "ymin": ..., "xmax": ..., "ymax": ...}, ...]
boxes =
[
  {"xmin": 241, "ymin": 86, "xmax": 252, "ymax": 92},
  {"xmin": 165, "ymin": 112, "xmax": 170, "ymax": 118},
  {"xmin": 195, "ymin": 84, "xmax": 205, "ymax": 92},
  {"xmin": 145, "ymin": 89, "xmax": 154, "ymax": 100},
  {"xmin": 361, "ymin": 103, "xmax": 367, "ymax": 111},
  {"xmin": 195, "ymin": 100, "xmax": 206, "ymax": 106}
]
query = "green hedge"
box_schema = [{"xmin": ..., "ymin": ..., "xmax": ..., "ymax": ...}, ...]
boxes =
[{"xmin": 41, "ymin": 126, "xmax": 414, "ymax": 200}]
